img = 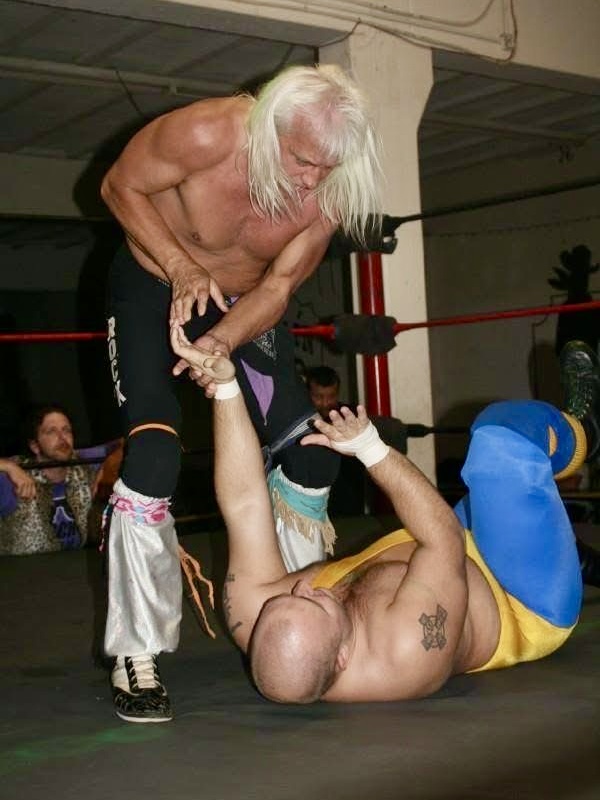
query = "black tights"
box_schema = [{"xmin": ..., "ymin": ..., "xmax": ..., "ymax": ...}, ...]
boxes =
[{"xmin": 106, "ymin": 245, "xmax": 339, "ymax": 497}]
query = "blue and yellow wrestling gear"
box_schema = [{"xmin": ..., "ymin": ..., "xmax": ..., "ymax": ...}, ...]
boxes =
[
  {"xmin": 454, "ymin": 400, "xmax": 583, "ymax": 629},
  {"xmin": 312, "ymin": 400, "xmax": 584, "ymax": 671}
]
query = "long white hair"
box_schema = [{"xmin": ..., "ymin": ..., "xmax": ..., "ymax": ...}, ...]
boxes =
[{"xmin": 246, "ymin": 63, "xmax": 383, "ymax": 244}]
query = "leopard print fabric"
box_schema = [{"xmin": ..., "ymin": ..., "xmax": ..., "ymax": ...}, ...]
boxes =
[{"xmin": 0, "ymin": 462, "xmax": 96, "ymax": 556}]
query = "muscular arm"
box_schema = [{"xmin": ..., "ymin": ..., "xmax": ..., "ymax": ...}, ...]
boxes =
[
  {"xmin": 101, "ymin": 98, "xmax": 237, "ymax": 320},
  {"xmin": 176, "ymin": 215, "xmax": 335, "ymax": 369},
  {"xmin": 304, "ymin": 408, "xmax": 468, "ymax": 695},
  {"xmin": 169, "ymin": 325, "xmax": 286, "ymax": 649},
  {"xmin": 213, "ymin": 391, "xmax": 289, "ymax": 649},
  {"xmin": 369, "ymin": 449, "xmax": 465, "ymax": 562},
  {"xmin": 368, "ymin": 448, "xmax": 468, "ymax": 693}
]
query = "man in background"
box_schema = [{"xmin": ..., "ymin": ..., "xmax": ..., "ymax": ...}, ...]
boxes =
[{"xmin": 0, "ymin": 404, "xmax": 122, "ymax": 555}]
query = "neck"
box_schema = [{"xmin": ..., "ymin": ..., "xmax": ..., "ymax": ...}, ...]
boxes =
[{"xmin": 41, "ymin": 465, "xmax": 67, "ymax": 484}]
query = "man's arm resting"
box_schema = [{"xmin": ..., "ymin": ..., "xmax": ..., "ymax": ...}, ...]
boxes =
[
  {"xmin": 368, "ymin": 448, "xmax": 465, "ymax": 562},
  {"xmin": 0, "ymin": 458, "xmax": 36, "ymax": 501},
  {"xmin": 303, "ymin": 409, "xmax": 468, "ymax": 690}
]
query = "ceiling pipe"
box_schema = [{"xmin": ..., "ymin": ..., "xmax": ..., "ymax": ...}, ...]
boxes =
[{"xmin": 0, "ymin": 55, "xmax": 231, "ymax": 97}]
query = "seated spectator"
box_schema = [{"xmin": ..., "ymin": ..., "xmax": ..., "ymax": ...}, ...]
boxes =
[
  {"xmin": 305, "ymin": 365, "xmax": 349, "ymax": 420},
  {"xmin": 305, "ymin": 364, "xmax": 407, "ymax": 451},
  {"xmin": 0, "ymin": 404, "xmax": 122, "ymax": 555}
]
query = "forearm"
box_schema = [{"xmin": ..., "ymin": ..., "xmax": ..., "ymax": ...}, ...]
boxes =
[
  {"xmin": 214, "ymin": 392, "xmax": 265, "ymax": 511},
  {"xmin": 209, "ymin": 222, "xmax": 333, "ymax": 352},
  {"xmin": 209, "ymin": 277, "xmax": 289, "ymax": 352},
  {"xmin": 368, "ymin": 449, "xmax": 465, "ymax": 557},
  {"xmin": 213, "ymin": 390, "xmax": 284, "ymax": 579}
]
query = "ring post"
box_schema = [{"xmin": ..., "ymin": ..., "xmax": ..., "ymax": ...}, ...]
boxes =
[
  {"xmin": 357, "ymin": 250, "xmax": 393, "ymax": 514},
  {"xmin": 357, "ymin": 251, "xmax": 391, "ymax": 417}
]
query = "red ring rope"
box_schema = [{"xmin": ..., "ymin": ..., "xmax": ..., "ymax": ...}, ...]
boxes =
[
  {"xmin": 292, "ymin": 299, "xmax": 600, "ymax": 338},
  {"xmin": 1, "ymin": 299, "xmax": 599, "ymax": 344},
  {"xmin": 0, "ymin": 332, "xmax": 106, "ymax": 343}
]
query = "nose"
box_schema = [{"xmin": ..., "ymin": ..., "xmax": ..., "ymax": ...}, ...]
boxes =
[
  {"xmin": 291, "ymin": 579, "xmax": 314, "ymax": 598},
  {"xmin": 301, "ymin": 167, "xmax": 322, "ymax": 189}
]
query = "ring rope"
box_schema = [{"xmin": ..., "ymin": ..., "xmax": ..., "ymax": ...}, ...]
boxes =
[
  {"xmin": 1, "ymin": 299, "xmax": 599, "ymax": 345},
  {"xmin": 293, "ymin": 299, "xmax": 600, "ymax": 339}
]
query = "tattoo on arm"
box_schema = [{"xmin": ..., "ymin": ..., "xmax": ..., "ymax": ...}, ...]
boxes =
[
  {"xmin": 419, "ymin": 604, "xmax": 447, "ymax": 651},
  {"xmin": 223, "ymin": 573, "xmax": 243, "ymax": 634}
]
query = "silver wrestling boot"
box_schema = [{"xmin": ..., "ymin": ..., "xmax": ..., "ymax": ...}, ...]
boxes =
[
  {"xmin": 111, "ymin": 654, "xmax": 172, "ymax": 723},
  {"xmin": 104, "ymin": 479, "xmax": 182, "ymax": 723}
]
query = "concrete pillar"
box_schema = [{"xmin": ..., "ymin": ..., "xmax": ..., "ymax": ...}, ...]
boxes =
[{"xmin": 322, "ymin": 28, "xmax": 435, "ymax": 479}]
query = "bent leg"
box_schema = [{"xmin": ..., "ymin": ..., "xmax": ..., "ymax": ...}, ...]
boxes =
[
  {"xmin": 235, "ymin": 322, "xmax": 340, "ymax": 567},
  {"xmin": 454, "ymin": 400, "xmax": 583, "ymax": 626}
]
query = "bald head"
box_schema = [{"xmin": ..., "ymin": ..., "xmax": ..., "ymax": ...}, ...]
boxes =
[{"xmin": 249, "ymin": 600, "xmax": 343, "ymax": 704}]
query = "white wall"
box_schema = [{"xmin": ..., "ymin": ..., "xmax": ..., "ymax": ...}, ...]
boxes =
[
  {"xmin": 511, "ymin": 0, "xmax": 600, "ymax": 79},
  {"xmin": 421, "ymin": 141, "xmax": 600, "ymax": 465}
]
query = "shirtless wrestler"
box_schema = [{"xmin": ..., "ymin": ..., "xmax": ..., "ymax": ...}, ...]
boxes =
[
  {"xmin": 100, "ymin": 63, "xmax": 382, "ymax": 721},
  {"xmin": 171, "ymin": 326, "xmax": 593, "ymax": 704}
]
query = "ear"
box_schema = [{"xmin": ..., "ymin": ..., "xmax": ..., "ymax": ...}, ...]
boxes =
[
  {"xmin": 29, "ymin": 440, "xmax": 40, "ymax": 458},
  {"xmin": 335, "ymin": 643, "xmax": 350, "ymax": 673}
]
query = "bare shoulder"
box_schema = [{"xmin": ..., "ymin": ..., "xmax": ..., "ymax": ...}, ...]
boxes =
[
  {"xmin": 156, "ymin": 95, "xmax": 250, "ymax": 153},
  {"xmin": 327, "ymin": 622, "xmax": 453, "ymax": 702},
  {"xmin": 121, "ymin": 95, "xmax": 250, "ymax": 173}
]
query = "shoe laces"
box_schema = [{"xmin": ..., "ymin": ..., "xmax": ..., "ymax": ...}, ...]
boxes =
[{"xmin": 127, "ymin": 654, "xmax": 161, "ymax": 691}]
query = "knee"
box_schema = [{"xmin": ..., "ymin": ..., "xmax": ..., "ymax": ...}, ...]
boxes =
[
  {"xmin": 121, "ymin": 427, "xmax": 181, "ymax": 498},
  {"xmin": 279, "ymin": 444, "xmax": 340, "ymax": 489},
  {"xmin": 472, "ymin": 400, "xmax": 558, "ymax": 447}
]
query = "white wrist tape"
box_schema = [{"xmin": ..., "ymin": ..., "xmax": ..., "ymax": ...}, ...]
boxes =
[
  {"xmin": 331, "ymin": 421, "xmax": 389, "ymax": 467},
  {"xmin": 215, "ymin": 379, "xmax": 241, "ymax": 400}
]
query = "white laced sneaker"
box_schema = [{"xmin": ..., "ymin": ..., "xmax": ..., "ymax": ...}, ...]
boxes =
[{"xmin": 111, "ymin": 654, "xmax": 172, "ymax": 723}]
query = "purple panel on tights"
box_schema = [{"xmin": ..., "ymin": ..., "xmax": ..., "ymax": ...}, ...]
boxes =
[{"xmin": 240, "ymin": 359, "xmax": 274, "ymax": 420}]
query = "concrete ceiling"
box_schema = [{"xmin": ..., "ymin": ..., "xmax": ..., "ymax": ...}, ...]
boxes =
[{"xmin": 1, "ymin": 0, "xmax": 599, "ymax": 201}]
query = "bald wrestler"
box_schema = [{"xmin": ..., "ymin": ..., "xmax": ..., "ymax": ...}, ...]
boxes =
[{"xmin": 171, "ymin": 327, "xmax": 596, "ymax": 704}]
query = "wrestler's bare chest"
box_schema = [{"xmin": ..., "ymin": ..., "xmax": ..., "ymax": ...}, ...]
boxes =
[
  {"xmin": 151, "ymin": 165, "xmax": 319, "ymax": 293},
  {"xmin": 344, "ymin": 550, "xmax": 499, "ymax": 665},
  {"xmin": 335, "ymin": 556, "xmax": 412, "ymax": 617}
]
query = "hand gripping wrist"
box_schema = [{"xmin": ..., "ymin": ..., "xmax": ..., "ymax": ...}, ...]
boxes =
[
  {"xmin": 214, "ymin": 379, "xmax": 241, "ymax": 400},
  {"xmin": 331, "ymin": 421, "xmax": 389, "ymax": 467}
]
